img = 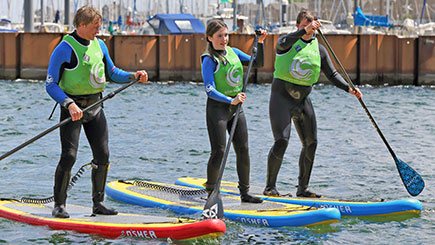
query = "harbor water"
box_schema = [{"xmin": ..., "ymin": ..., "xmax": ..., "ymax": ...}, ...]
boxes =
[{"xmin": 0, "ymin": 80, "xmax": 434, "ymax": 244}]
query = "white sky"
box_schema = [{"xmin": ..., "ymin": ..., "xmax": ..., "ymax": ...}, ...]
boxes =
[{"xmin": 1, "ymin": 0, "xmax": 281, "ymax": 23}]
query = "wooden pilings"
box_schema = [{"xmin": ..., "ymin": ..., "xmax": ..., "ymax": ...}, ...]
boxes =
[
  {"xmin": 0, "ymin": 33, "xmax": 434, "ymax": 85},
  {"xmin": 418, "ymin": 36, "xmax": 435, "ymax": 85},
  {"xmin": 0, "ymin": 33, "xmax": 19, "ymax": 80}
]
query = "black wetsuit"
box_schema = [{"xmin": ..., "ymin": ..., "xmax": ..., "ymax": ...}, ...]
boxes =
[
  {"xmin": 46, "ymin": 31, "xmax": 132, "ymax": 217},
  {"xmin": 266, "ymin": 29, "xmax": 350, "ymax": 196},
  {"xmin": 203, "ymin": 45, "xmax": 264, "ymax": 202},
  {"xmin": 206, "ymin": 99, "xmax": 251, "ymax": 191},
  {"xmin": 53, "ymin": 33, "xmax": 110, "ymax": 209}
]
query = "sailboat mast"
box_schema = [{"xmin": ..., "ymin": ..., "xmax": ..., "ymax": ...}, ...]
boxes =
[
  {"xmin": 387, "ymin": 0, "xmax": 390, "ymax": 18},
  {"xmin": 420, "ymin": 0, "xmax": 427, "ymax": 24},
  {"xmin": 24, "ymin": 0, "xmax": 34, "ymax": 32},
  {"xmin": 41, "ymin": 0, "xmax": 44, "ymax": 26},
  {"xmin": 7, "ymin": 0, "xmax": 11, "ymax": 19},
  {"xmin": 65, "ymin": 0, "xmax": 70, "ymax": 28},
  {"xmin": 233, "ymin": 0, "xmax": 237, "ymax": 32}
]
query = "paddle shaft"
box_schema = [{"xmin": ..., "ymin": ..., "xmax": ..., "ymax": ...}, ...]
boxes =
[
  {"xmin": 317, "ymin": 29, "xmax": 398, "ymax": 159},
  {"xmin": 0, "ymin": 78, "xmax": 140, "ymax": 161}
]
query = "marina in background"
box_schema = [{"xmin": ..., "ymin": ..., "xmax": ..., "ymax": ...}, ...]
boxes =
[
  {"xmin": 0, "ymin": 1, "xmax": 434, "ymax": 85},
  {"xmin": 1, "ymin": 1, "xmax": 434, "ymax": 35}
]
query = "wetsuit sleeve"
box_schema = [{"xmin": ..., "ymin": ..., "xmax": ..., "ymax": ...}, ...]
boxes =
[
  {"xmin": 45, "ymin": 41, "xmax": 73, "ymax": 105},
  {"xmin": 232, "ymin": 43, "xmax": 264, "ymax": 67},
  {"xmin": 276, "ymin": 28, "xmax": 306, "ymax": 54},
  {"xmin": 201, "ymin": 56, "xmax": 233, "ymax": 104},
  {"xmin": 319, "ymin": 44, "xmax": 350, "ymax": 92},
  {"xmin": 98, "ymin": 39, "xmax": 135, "ymax": 83}
]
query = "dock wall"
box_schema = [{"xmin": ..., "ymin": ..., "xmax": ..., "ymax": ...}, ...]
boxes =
[{"xmin": 0, "ymin": 33, "xmax": 434, "ymax": 85}]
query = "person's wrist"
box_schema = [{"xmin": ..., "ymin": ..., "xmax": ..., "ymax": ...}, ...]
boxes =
[{"xmin": 61, "ymin": 97, "xmax": 74, "ymax": 109}]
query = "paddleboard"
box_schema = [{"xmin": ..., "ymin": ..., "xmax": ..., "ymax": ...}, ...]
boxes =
[
  {"xmin": 106, "ymin": 180, "xmax": 341, "ymax": 227},
  {"xmin": 0, "ymin": 200, "xmax": 225, "ymax": 240},
  {"xmin": 175, "ymin": 177, "xmax": 422, "ymax": 218}
]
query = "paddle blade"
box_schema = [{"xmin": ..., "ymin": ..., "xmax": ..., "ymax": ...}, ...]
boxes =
[
  {"xmin": 395, "ymin": 157, "xmax": 425, "ymax": 196},
  {"xmin": 201, "ymin": 190, "xmax": 224, "ymax": 219}
]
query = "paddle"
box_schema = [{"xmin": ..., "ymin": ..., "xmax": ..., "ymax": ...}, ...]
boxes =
[
  {"xmin": 317, "ymin": 29, "xmax": 424, "ymax": 196},
  {"xmin": 202, "ymin": 31, "xmax": 261, "ymax": 219},
  {"xmin": 0, "ymin": 78, "xmax": 141, "ymax": 161}
]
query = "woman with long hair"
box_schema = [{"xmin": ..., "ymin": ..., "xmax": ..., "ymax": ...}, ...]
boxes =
[{"xmin": 201, "ymin": 19, "xmax": 267, "ymax": 203}]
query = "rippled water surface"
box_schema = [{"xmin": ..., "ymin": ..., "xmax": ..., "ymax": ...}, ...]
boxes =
[{"xmin": 0, "ymin": 80, "xmax": 434, "ymax": 244}]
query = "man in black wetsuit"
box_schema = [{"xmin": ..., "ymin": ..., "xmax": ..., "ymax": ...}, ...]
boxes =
[
  {"xmin": 45, "ymin": 6, "xmax": 148, "ymax": 218},
  {"xmin": 263, "ymin": 9, "xmax": 362, "ymax": 198}
]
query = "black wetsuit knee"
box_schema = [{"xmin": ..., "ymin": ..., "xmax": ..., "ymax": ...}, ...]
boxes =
[
  {"xmin": 211, "ymin": 145, "xmax": 225, "ymax": 159},
  {"xmin": 58, "ymin": 150, "xmax": 77, "ymax": 171},
  {"xmin": 92, "ymin": 149, "xmax": 109, "ymax": 166},
  {"xmin": 206, "ymin": 144, "xmax": 225, "ymax": 188},
  {"xmin": 209, "ymin": 145, "xmax": 225, "ymax": 168},
  {"xmin": 302, "ymin": 138, "xmax": 317, "ymax": 157},
  {"xmin": 271, "ymin": 138, "xmax": 289, "ymax": 158},
  {"xmin": 233, "ymin": 140, "xmax": 249, "ymax": 155}
]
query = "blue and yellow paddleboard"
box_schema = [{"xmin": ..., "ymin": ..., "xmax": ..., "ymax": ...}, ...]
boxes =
[
  {"xmin": 0, "ymin": 200, "xmax": 225, "ymax": 240},
  {"xmin": 106, "ymin": 180, "xmax": 341, "ymax": 227},
  {"xmin": 175, "ymin": 177, "xmax": 422, "ymax": 218}
]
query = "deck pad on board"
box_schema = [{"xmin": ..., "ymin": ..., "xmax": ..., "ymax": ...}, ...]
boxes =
[
  {"xmin": 106, "ymin": 180, "xmax": 341, "ymax": 227},
  {"xmin": 175, "ymin": 177, "xmax": 422, "ymax": 217}
]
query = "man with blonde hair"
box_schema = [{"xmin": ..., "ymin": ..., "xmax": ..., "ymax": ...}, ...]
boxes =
[{"xmin": 45, "ymin": 5, "xmax": 148, "ymax": 218}]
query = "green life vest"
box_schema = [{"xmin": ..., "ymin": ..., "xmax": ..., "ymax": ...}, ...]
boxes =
[
  {"xmin": 203, "ymin": 46, "xmax": 244, "ymax": 97},
  {"xmin": 59, "ymin": 35, "xmax": 106, "ymax": 95},
  {"xmin": 274, "ymin": 38, "xmax": 321, "ymax": 86}
]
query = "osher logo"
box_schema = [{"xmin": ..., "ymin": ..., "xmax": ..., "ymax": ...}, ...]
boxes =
[
  {"xmin": 290, "ymin": 55, "xmax": 313, "ymax": 81},
  {"xmin": 226, "ymin": 66, "xmax": 242, "ymax": 87},
  {"xmin": 90, "ymin": 61, "xmax": 105, "ymax": 88}
]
